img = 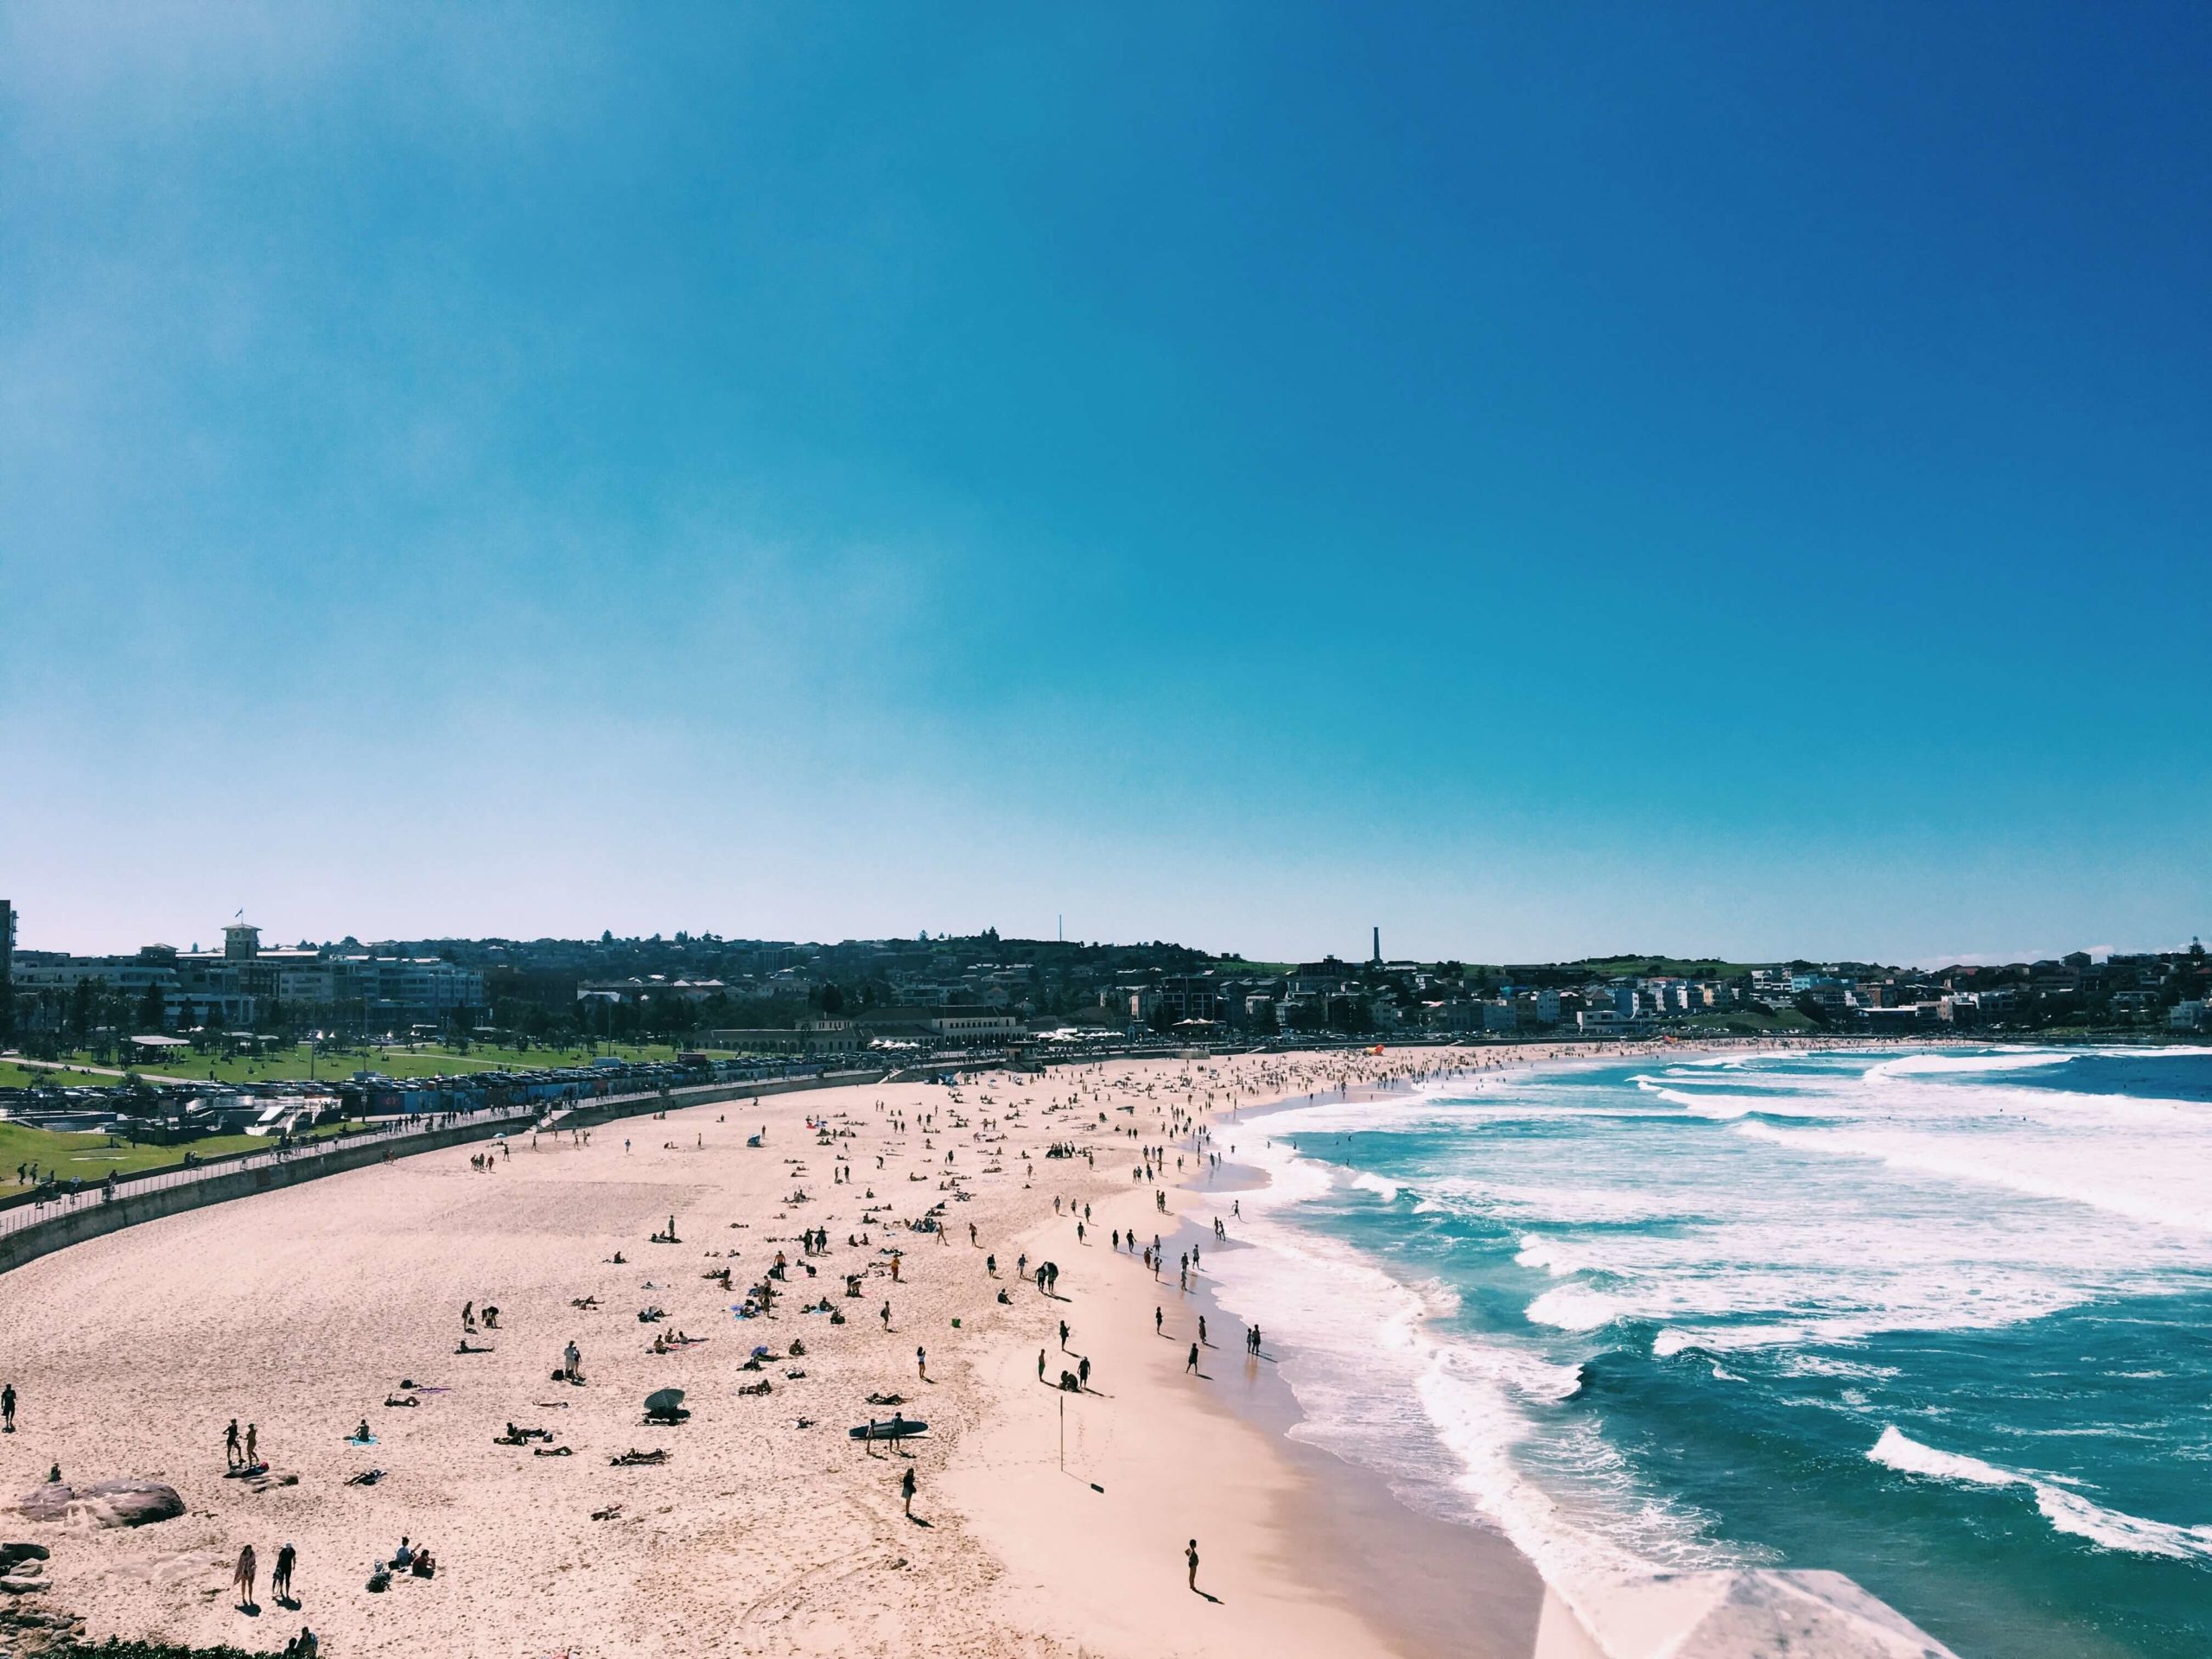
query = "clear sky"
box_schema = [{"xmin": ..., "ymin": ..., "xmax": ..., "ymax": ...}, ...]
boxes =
[{"xmin": 3, "ymin": 3, "xmax": 2208, "ymax": 963}]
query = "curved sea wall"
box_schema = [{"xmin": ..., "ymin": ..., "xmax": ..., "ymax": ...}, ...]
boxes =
[{"xmin": 0, "ymin": 1069, "xmax": 884, "ymax": 1278}]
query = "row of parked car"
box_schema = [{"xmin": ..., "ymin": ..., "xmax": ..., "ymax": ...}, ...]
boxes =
[{"xmin": 1, "ymin": 1052, "xmax": 846, "ymax": 1143}]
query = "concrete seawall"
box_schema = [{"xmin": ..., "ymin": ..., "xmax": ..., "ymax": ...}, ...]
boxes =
[{"xmin": 0, "ymin": 1068, "xmax": 886, "ymax": 1278}]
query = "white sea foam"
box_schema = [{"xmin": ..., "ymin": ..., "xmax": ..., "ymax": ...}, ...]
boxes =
[
  {"xmin": 1225, "ymin": 1048, "xmax": 2212, "ymax": 1615},
  {"xmin": 1653, "ymin": 1087, "xmax": 1756, "ymax": 1116},
  {"xmin": 1870, "ymin": 1428, "xmax": 2212, "ymax": 1561},
  {"xmin": 1207, "ymin": 1135, "xmax": 1724, "ymax": 1599},
  {"xmin": 1348, "ymin": 1171, "xmax": 1402, "ymax": 1204},
  {"xmin": 1737, "ymin": 1118, "xmax": 2212, "ymax": 1235},
  {"xmin": 1676, "ymin": 1092, "xmax": 1842, "ymax": 1121},
  {"xmin": 1868, "ymin": 1426, "xmax": 2016, "ymax": 1486},
  {"xmin": 1413, "ymin": 1178, "xmax": 1690, "ymax": 1226},
  {"xmin": 1514, "ymin": 1234, "xmax": 1588, "ymax": 1275},
  {"xmin": 2034, "ymin": 1487, "xmax": 2212, "ymax": 1560},
  {"xmin": 1651, "ymin": 1322, "xmax": 1877, "ymax": 1357},
  {"xmin": 1776, "ymin": 1355, "xmax": 1901, "ymax": 1381},
  {"xmin": 1864, "ymin": 1052, "xmax": 2075, "ymax": 1079},
  {"xmin": 1528, "ymin": 1285, "xmax": 1629, "ymax": 1332}
]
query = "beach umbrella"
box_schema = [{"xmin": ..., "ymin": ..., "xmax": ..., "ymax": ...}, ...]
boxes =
[{"xmin": 644, "ymin": 1388, "xmax": 685, "ymax": 1415}]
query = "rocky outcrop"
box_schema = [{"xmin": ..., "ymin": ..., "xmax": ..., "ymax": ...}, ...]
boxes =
[{"xmin": 16, "ymin": 1480, "xmax": 184, "ymax": 1529}]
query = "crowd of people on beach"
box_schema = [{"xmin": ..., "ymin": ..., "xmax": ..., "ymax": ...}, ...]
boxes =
[{"xmin": 7, "ymin": 1034, "xmax": 1738, "ymax": 1650}]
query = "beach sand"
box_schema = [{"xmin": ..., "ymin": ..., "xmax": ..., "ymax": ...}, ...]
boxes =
[{"xmin": 0, "ymin": 1047, "xmax": 1550, "ymax": 1657}]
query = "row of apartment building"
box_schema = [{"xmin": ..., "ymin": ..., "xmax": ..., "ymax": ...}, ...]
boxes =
[{"xmin": 10, "ymin": 921, "xmax": 484, "ymax": 1032}]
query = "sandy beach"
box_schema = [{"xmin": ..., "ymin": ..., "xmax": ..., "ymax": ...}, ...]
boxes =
[{"xmin": 0, "ymin": 1046, "xmax": 1572, "ymax": 1658}]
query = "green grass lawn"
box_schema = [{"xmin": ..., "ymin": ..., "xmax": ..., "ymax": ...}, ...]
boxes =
[
  {"xmin": 3, "ymin": 1040, "xmax": 741, "ymax": 1088},
  {"xmin": 0, "ymin": 1059, "xmax": 131, "ymax": 1090},
  {"xmin": 0, "ymin": 1116, "xmax": 368, "ymax": 1196},
  {"xmin": 1677, "ymin": 1007, "xmax": 1817, "ymax": 1033},
  {"xmin": 1568, "ymin": 957, "xmax": 1770, "ymax": 980}
]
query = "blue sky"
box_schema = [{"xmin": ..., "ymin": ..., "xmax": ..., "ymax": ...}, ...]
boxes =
[{"xmin": 3, "ymin": 3, "xmax": 2207, "ymax": 963}]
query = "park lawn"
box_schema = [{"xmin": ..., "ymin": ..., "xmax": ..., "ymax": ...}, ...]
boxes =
[
  {"xmin": 0, "ymin": 1117, "xmax": 366, "ymax": 1195},
  {"xmin": 0, "ymin": 1060, "xmax": 132, "ymax": 1090},
  {"xmin": 9, "ymin": 1041, "xmax": 742, "ymax": 1088},
  {"xmin": 1677, "ymin": 1008, "xmax": 1817, "ymax": 1034},
  {"xmin": 1568, "ymin": 957, "xmax": 1771, "ymax": 980}
]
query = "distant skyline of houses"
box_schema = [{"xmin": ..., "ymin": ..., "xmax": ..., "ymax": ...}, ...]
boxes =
[{"xmin": 3, "ymin": 900, "xmax": 2206, "ymax": 1049}]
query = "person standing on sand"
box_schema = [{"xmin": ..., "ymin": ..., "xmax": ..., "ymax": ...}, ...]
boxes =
[
  {"xmin": 917, "ymin": 1346, "xmax": 928, "ymax": 1382},
  {"xmin": 2, "ymin": 1382, "xmax": 15, "ymax": 1432},
  {"xmin": 1186, "ymin": 1342, "xmax": 1200, "ymax": 1374},
  {"xmin": 1154, "ymin": 1306, "xmax": 1163, "ymax": 1336},
  {"xmin": 225, "ymin": 1419, "xmax": 243, "ymax": 1468},
  {"xmin": 233, "ymin": 1542, "xmax": 257, "ymax": 1610},
  {"xmin": 271, "ymin": 1541, "xmax": 296, "ymax": 1604},
  {"xmin": 900, "ymin": 1465, "xmax": 917, "ymax": 1517},
  {"xmin": 245, "ymin": 1423, "xmax": 258, "ymax": 1466},
  {"xmin": 1186, "ymin": 1538, "xmax": 1200, "ymax": 1592}
]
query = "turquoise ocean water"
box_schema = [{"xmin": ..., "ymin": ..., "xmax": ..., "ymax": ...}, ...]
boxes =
[{"xmin": 1205, "ymin": 1048, "xmax": 2212, "ymax": 1657}]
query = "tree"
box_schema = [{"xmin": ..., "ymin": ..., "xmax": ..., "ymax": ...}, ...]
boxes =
[
  {"xmin": 66, "ymin": 977, "xmax": 99, "ymax": 1050},
  {"xmin": 136, "ymin": 982, "xmax": 167, "ymax": 1033},
  {"xmin": 821, "ymin": 983, "xmax": 847, "ymax": 1015}
]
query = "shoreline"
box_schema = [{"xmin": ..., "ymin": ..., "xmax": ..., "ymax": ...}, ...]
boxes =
[
  {"xmin": 1146, "ymin": 1167, "xmax": 1552, "ymax": 1658},
  {"xmin": 1151, "ymin": 1037, "xmax": 1967, "ymax": 1657},
  {"xmin": 0, "ymin": 1039, "xmax": 1958, "ymax": 1658},
  {"xmin": 941, "ymin": 1048, "xmax": 1548, "ymax": 1657}
]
